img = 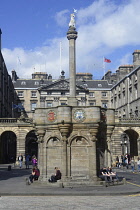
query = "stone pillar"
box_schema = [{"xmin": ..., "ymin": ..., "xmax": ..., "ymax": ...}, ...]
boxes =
[
  {"xmin": 89, "ymin": 128, "xmax": 98, "ymax": 181},
  {"xmin": 67, "ymin": 26, "xmax": 78, "ymax": 106},
  {"xmin": 137, "ymin": 138, "xmax": 140, "ymax": 157},
  {"xmin": 36, "ymin": 128, "xmax": 46, "ymax": 180},
  {"xmin": 16, "ymin": 130, "xmax": 26, "ymax": 161},
  {"xmin": 58, "ymin": 123, "xmax": 71, "ymax": 181},
  {"xmin": 106, "ymin": 126, "xmax": 114, "ymax": 167}
]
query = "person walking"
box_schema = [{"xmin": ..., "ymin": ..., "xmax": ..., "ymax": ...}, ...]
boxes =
[
  {"xmin": 18, "ymin": 154, "xmax": 23, "ymax": 169},
  {"xmin": 25, "ymin": 154, "xmax": 30, "ymax": 169},
  {"xmin": 130, "ymin": 157, "xmax": 135, "ymax": 173},
  {"xmin": 137, "ymin": 157, "xmax": 140, "ymax": 172},
  {"xmin": 31, "ymin": 155, "xmax": 37, "ymax": 167}
]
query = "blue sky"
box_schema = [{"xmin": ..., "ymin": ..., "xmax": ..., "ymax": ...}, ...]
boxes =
[{"xmin": 1, "ymin": 0, "xmax": 140, "ymax": 79}]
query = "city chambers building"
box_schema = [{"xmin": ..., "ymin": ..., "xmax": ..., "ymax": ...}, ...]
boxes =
[{"xmin": 0, "ymin": 23, "xmax": 140, "ymax": 186}]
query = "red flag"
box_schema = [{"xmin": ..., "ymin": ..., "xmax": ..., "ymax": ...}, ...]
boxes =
[{"xmin": 104, "ymin": 58, "xmax": 111, "ymax": 63}]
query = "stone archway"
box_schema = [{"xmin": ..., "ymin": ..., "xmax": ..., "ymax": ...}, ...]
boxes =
[
  {"xmin": 25, "ymin": 130, "xmax": 38, "ymax": 158},
  {"xmin": 0, "ymin": 131, "xmax": 17, "ymax": 164},
  {"xmin": 124, "ymin": 129, "xmax": 139, "ymax": 158},
  {"xmin": 70, "ymin": 136, "xmax": 89, "ymax": 179}
]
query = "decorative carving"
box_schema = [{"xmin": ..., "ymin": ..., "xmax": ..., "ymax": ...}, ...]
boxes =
[
  {"xmin": 36, "ymin": 128, "xmax": 46, "ymax": 143},
  {"xmin": 73, "ymin": 109, "xmax": 86, "ymax": 122},
  {"xmin": 101, "ymin": 110, "xmax": 107, "ymax": 122},
  {"xmin": 58, "ymin": 123, "xmax": 71, "ymax": 141},
  {"xmin": 47, "ymin": 110, "xmax": 56, "ymax": 122},
  {"xmin": 89, "ymin": 128, "xmax": 98, "ymax": 142}
]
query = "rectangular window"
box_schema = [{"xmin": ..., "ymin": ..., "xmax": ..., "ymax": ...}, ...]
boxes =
[
  {"xmin": 46, "ymin": 102, "xmax": 52, "ymax": 107},
  {"xmin": 61, "ymin": 102, "xmax": 66, "ymax": 105},
  {"xmin": 102, "ymin": 92, "xmax": 107, "ymax": 97},
  {"xmin": 31, "ymin": 102, "xmax": 37, "ymax": 111},
  {"xmin": 31, "ymin": 91, "xmax": 37, "ymax": 97},
  {"xmin": 102, "ymin": 102, "xmax": 107, "ymax": 108},
  {"xmin": 17, "ymin": 91, "xmax": 24, "ymax": 97},
  {"xmin": 90, "ymin": 102, "xmax": 96, "ymax": 106},
  {"xmin": 89, "ymin": 92, "xmax": 94, "ymax": 97}
]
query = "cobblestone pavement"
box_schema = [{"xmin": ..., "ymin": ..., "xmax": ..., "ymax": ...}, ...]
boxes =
[
  {"xmin": 0, "ymin": 195, "xmax": 140, "ymax": 210},
  {"xmin": 0, "ymin": 164, "xmax": 140, "ymax": 196}
]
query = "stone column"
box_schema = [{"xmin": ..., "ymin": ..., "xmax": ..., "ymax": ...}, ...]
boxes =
[
  {"xmin": 137, "ymin": 138, "xmax": 140, "ymax": 157},
  {"xmin": 36, "ymin": 128, "xmax": 46, "ymax": 180},
  {"xmin": 58, "ymin": 123, "xmax": 71, "ymax": 181},
  {"xmin": 16, "ymin": 129, "xmax": 26, "ymax": 162},
  {"xmin": 89, "ymin": 127, "xmax": 98, "ymax": 181},
  {"xmin": 106, "ymin": 126, "xmax": 114, "ymax": 167},
  {"xmin": 67, "ymin": 26, "xmax": 78, "ymax": 106}
]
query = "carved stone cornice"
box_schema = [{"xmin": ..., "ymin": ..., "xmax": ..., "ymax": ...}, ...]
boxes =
[
  {"xmin": 89, "ymin": 127, "xmax": 98, "ymax": 142},
  {"xmin": 36, "ymin": 128, "xmax": 46, "ymax": 143},
  {"xmin": 58, "ymin": 123, "xmax": 72, "ymax": 141}
]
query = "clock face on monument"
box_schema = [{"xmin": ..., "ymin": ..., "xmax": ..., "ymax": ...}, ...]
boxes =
[{"xmin": 73, "ymin": 109, "xmax": 86, "ymax": 122}]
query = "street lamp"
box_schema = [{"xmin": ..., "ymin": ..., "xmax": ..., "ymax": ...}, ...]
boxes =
[{"xmin": 121, "ymin": 133, "xmax": 128, "ymax": 155}]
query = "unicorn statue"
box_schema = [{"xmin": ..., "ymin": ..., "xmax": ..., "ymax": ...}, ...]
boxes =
[{"xmin": 69, "ymin": 13, "xmax": 76, "ymax": 28}]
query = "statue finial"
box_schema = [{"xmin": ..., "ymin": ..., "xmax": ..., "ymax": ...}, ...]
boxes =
[{"xmin": 69, "ymin": 13, "xmax": 76, "ymax": 27}]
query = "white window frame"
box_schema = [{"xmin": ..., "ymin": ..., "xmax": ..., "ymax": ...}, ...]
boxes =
[
  {"xmin": 31, "ymin": 102, "xmax": 37, "ymax": 111},
  {"xmin": 17, "ymin": 91, "xmax": 24, "ymax": 97},
  {"xmin": 31, "ymin": 91, "xmax": 37, "ymax": 97}
]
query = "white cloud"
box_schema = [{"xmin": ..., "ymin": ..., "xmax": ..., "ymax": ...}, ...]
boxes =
[
  {"xmin": 2, "ymin": 0, "xmax": 140, "ymax": 79},
  {"xmin": 54, "ymin": 9, "xmax": 69, "ymax": 27}
]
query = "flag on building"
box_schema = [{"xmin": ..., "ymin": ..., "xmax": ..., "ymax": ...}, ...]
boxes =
[
  {"xmin": 104, "ymin": 58, "xmax": 111, "ymax": 63},
  {"xmin": 13, "ymin": 104, "xmax": 24, "ymax": 110}
]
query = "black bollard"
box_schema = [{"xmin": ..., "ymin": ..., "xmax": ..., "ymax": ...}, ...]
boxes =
[{"xmin": 8, "ymin": 165, "xmax": 11, "ymax": 171}]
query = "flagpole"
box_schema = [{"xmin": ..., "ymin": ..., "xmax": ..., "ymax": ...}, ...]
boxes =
[
  {"xmin": 60, "ymin": 41, "xmax": 62, "ymax": 75},
  {"xmin": 103, "ymin": 57, "xmax": 105, "ymax": 80}
]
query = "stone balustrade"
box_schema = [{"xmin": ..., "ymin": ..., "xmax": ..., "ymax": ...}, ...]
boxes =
[{"xmin": 0, "ymin": 118, "xmax": 33, "ymax": 124}]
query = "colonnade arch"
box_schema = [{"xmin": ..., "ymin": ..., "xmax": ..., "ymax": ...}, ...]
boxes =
[
  {"xmin": 25, "ymin": 130, "xmax": 38, "ymax": 159},
  {"xmin": 0, "ymin": 131, "xmax": 17, "ymax": 163},
  {"xmin": 112, "ymin": 126, "xmax": 140, "ymax": 165}
]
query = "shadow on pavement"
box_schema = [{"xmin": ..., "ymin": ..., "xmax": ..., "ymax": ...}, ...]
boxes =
[{"xmin": 0, "ymin": 166, "xmax": 31, "ymax": 181}]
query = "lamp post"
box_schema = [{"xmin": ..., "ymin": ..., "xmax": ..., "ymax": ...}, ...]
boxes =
[{"xmin": 121, "ymin": 133, "xmax": 128, "ymax": 155}]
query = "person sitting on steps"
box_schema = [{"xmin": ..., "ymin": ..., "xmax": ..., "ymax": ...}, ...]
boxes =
[
  {"xmin": 48, "ymin": 167, "xmax": 62, "ymax": 183},
  {"xmin": 26, "ymin": 166, "xmax": 40, "ymax": 185}
]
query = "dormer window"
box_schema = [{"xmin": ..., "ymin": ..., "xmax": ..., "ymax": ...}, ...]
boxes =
[
  {"xmin": 21, "ymin": 81, "xmax": 26, "ymax": 85},
  {"xmin": 98, "ymin": 84, "xmax": 102, "ymax": 87},
  {"xmin": 34, "ymin": 81, "xmax": 39, "ymax": 85}
]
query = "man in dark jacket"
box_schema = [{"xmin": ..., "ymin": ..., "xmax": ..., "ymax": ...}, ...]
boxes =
[{"xmin": 49, "ymin": 167, "xmax": 62, "ymax": 182}]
